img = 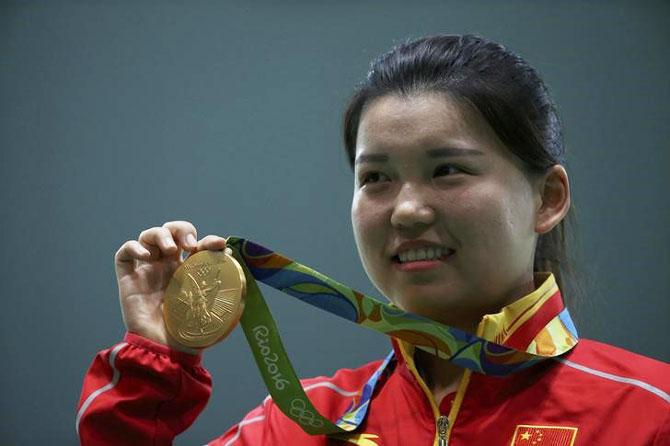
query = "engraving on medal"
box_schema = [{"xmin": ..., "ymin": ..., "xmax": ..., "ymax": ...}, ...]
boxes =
[
  {"xmin": 179, "ymin": 271, "xmax": 218, "ymax": 336},
  {"xmin": 163, "ymin": 250, "xmax": 246, "ymax": 348}
]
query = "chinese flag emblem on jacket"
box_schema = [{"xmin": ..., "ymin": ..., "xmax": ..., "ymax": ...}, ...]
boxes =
[{"xmin": 510, "ymin": 425, "xmax": 578, "ymax": 446}]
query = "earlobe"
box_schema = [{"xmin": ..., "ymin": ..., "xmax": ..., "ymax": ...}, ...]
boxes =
[{"xmin": 535, "ymin": 165, "xmax": 571, "ymax": 234}]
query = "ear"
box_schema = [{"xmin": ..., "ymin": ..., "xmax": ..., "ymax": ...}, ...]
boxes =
[{"xmin": 534, "ymin": 164, "xmax": 571, "ymax": 234}]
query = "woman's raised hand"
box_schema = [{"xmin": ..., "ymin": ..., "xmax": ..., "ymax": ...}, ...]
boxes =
[{"xmin": 114, "ymin": 221, "xmax": 227, "ymax": 353}]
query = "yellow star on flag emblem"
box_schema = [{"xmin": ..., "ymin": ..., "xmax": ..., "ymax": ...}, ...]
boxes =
[{"xmin": 510, "ymin": 424, "xmax": 578, "ymax": 445}]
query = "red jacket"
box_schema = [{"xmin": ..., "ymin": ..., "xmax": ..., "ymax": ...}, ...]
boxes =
[{"xmin": 77, "ymin": 274, "xmax": 670, "ymax": 445}]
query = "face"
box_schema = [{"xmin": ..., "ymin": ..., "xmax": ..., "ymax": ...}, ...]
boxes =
[{"xmin": 351, "ymin": 92, "xmax": 545, "ymax": 330}]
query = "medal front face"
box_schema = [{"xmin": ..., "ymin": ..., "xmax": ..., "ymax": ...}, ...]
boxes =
[{"xmin": 163, "ymin": 250, "xmax": 246, "ymax": 348}]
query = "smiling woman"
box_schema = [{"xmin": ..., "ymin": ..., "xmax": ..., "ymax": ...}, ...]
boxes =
[
  {"xmin": 76, "ymin": 34, "xmax": 669, "ymax": 446},
  {"xmin": 350, "ymin": 92, "xmax": 566, "ymax": 335}
]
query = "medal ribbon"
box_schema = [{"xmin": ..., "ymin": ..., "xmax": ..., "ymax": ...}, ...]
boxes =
[{"xmin": 225, "ymin": 237, "xmax": 579, "ymax": 435}]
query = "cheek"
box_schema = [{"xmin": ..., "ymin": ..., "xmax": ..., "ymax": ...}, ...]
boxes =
[
  {"xmin": 465, "ymin": 185, "xmax": 534, "ymax": 261},
  {"xmin": 452, "ymin": 186, "xmax": 515, "ymax": 250},
  {"xmin": 350, "ymin": 195, "xmax": 364, "ymax": 238},
  {"xmin": 351, "ymin": 195, "xmax": 387, "ymax": 260}
]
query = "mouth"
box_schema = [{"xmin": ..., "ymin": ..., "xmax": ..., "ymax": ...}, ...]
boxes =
[
  {"xmin": 392, "ymin": 247, "xmax": 456, "ymax": 264},
  {"xmin": 391, "ymin": 248, "xmax": 456, "ymax": 272}
]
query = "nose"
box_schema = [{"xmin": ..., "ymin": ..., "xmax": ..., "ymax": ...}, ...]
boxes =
[{"xmin": 390, "ymin": 183, "xmax": 435, "ymax": 230}]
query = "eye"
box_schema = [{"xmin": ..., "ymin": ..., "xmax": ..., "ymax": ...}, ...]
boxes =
[
  {"xmin": 359, "ymin": 171, "xmax": 390, "ymax": 186},
  {"xmin": 433, "ymin": 164, "xmax": 462, "ymax": 177}
]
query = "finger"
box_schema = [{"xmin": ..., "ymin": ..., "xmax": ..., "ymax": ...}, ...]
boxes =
[
  {"xmin": 162, "ymin": 220, "xmax": 198, "ymax": 251},
  {"xmin": 138, "ymin": 226, "xmax": 179, "ymax": 257},
  {"xmin": 115, "ymin": 240, "xmax": 152, "ymax": 276},
  {"xmin": 137, "ymin": 242, "xmax": 161, "ymax": 261},
  {"xmin": 196, "ymin": 235, "xmax": 227, "ymax": 252}
]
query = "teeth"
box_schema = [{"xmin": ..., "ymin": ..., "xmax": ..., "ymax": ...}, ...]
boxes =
[{"xmin": 398, "ymin": 247, "xmax": 450, "ymax": 263}]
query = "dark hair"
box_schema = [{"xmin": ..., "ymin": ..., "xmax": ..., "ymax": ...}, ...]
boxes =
[{"xmin": 342, "ymin": 34, "xmax": 587, "ymax": 310}]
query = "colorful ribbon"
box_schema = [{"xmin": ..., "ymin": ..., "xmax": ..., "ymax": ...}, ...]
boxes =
[{"xmin": 226, "ymin": 237, "xmax": 578, "ymax": 435}]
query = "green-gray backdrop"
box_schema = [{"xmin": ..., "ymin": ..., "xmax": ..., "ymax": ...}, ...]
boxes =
[{"xmin": 1, "ymin": 1, "xmax": 668, "ymax": 443}]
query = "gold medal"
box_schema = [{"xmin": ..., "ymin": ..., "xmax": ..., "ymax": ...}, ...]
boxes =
[{"xmin": 163, "ymin": 249, "xmax": 246, "ymax": 348}]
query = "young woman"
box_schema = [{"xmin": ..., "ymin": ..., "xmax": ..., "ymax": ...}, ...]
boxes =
[{"xmin": 77, "ymin": 34, "xmax": 669, "ymax": 445}]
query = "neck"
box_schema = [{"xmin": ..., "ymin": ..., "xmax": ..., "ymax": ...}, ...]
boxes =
[
  {"xmin": 414, "ymin": 274, "xmax": 539, "ymax": 401},
  {"xmin": 415, "ymin": 348, "xmax": 465, "ymax": 401}
]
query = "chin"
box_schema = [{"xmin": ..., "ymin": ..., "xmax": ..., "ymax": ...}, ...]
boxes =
[{"xmin": 396, "ymin": 292, "xmax": 472, "ymax": 321}]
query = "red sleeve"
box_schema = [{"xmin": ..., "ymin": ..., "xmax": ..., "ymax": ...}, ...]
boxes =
[{"xmin": 76, "ymin": 332, "xmax": 212, "ymax": 446}]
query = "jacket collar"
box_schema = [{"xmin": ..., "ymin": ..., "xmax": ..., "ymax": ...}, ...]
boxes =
[{"xmin": 391, "ymin": 271, "xmax": 578, "ymax": 370}]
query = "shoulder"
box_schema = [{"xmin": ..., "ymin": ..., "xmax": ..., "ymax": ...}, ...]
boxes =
[
  {"xmin": 297, "ymin": 358, "xmax": 386, "ymax": 400},
  {"xmin": 552, "ymin": 338, "xmax": 669, "ymax": 403},
  {"xmin": 237, "ymin": 357, "xmax": 389, "ymax": 444},
  {"xmin": 260, "ymin": 357, "xmax": 387, "ymax": 418},
  {"xmin": 211, "ymin": 358, "xmax": 389, "ymax": 446}
]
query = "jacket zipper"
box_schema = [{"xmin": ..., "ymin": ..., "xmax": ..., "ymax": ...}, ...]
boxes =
[
  {"xmin": 437, "ymin": 415, "xmax": 449, "ymax": 446},
  {"xmin": 396, "ymin": 340, "xmax": 475, "ymax": 446}
]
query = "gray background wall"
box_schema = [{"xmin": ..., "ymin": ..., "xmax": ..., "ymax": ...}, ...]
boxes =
[{"xmin": 1, "ymin": 1, "xmax": 668, "ymax": 443}]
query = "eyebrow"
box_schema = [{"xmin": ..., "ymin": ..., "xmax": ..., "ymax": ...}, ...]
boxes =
[{"xmin": 354, "ymin": 147, "xmax": 485, "ymax": 165}]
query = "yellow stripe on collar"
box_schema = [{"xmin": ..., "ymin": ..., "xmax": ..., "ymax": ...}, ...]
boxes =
[
  {"xmin": 478, "ymin": 272, "xmax": 558, "ymax": 345},
  {"xmin": 396, "ymin": 271, "xmax": 560, "ymax": 356}
]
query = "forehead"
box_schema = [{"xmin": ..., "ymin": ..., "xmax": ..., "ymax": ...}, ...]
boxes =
[{"xmin": 355, "ymin": 92, "xmax": 504, "ymax": 158}]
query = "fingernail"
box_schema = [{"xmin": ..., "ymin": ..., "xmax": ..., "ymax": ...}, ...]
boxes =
[
  {"xmin": 163, "ymin": 237, "xmax": 176, "ymax": 248},
  {"xmin": 186, "ymin": 234, "xmax": 197, "ymax": 246}
]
